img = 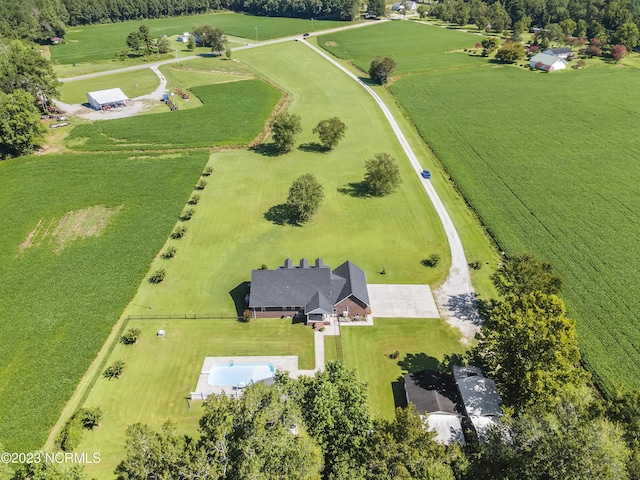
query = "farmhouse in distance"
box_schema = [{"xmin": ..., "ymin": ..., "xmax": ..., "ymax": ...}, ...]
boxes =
[{"xmin": 248, "ymin": 258, "xmax": 370, "ymax": 323}]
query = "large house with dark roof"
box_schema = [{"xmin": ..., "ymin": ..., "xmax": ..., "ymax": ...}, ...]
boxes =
[{"xmin": 248, "ymin": 258, "xmax": 370, "ymax": 322}]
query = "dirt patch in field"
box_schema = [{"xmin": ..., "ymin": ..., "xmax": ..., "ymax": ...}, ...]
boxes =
[
  {"xmin": 18, "ymin": 205, "xmax": 123, "ymax": 255},
  {"xmin": 324, "ymin": 41, "xmax": 338, "ymax": 47},
  {"xmin": 51, "ymin": 205, "xmax": 123, "ymax": 252}
]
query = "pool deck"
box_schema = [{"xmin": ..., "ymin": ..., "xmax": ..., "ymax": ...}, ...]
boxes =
[{"xmin": 192, "ymin": 356, "xmax": 299, "ymax": 399}]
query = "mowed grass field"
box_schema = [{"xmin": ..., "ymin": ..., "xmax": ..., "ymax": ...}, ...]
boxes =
[
  {"xmin": 123, "ymin": 40, "xmax": 452, "ymax": 317},
  {"xmin": 338, "ymin": 318, "xmax": 465, "ymax": 419},
  {"xmin": 391, "ymin": 66, "xmax": 640, "ymax": 394},
  {"xmin": 0, "ymin": 152, "xmax": 209, "ymax": 452},
  {"xmin": 319, "ymin": 20, "xmax": 487, "ymax": 75},
  {"xmin": 51, "ymin": 12, "xmax": 347, "ymax": 64},
  {"xmin": 59, "ymin": 68, "xmax": 159, "ymax": 104},
  {"xmin": 77, "ymin": 319, "xmax": 314, "ymax": 478},
  {"xmin": 66, "ymin": 79, "xmax": 281, "ymax": 150}
]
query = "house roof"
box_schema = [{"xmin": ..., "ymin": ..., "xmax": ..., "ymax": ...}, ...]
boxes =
[
  {"xmin": 404, "ymin": 370, "xmax": 461, "ymax": 415},
  {"xmin": 249, "ymin": 259, "xmax": 369, "ymax": 310},
  {"xmin": 529, "ymin": 53, "xmax": 566, "ymax": 67},
  {"xmin": 543, "ymin": 47, "xmax": 573, "ymax": 55},
  {"xmin": 87, "ymin": 88, "xmax": 129, "ymax": 105},
  {"xmin": 452, "ymin": 366, "xmax": 502, "ymax": 417}
]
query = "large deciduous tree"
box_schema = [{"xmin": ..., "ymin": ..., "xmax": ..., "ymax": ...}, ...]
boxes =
[
  {"xmin": 364, "ymin": 152, "xmax": 403, "ymax": 196},
  {"xmin": 0, "ymin": 40, "xmax": 59, "ymax": 98},
  {"xmin": 193, "ymin": 25, "xmax": 228, "ymax": 54},
  {"xmin": 285, "ymin": 173, "xmax": 324, "ymax": 224},
  {"xmin": 369, "ymin": 56, "xmax": 396, "ymax": 85},
  {"xmin": 473, "ymin": 394, "xmax": 630, "ymax": 480},
  {"xmin": 495, "ymin": 41, "xmax": 525, "ymax": 62},
  {"xmin": 476, "ymin": 292, "xmax": 587, "ymax": 410},
  {"xmin": 294, "ymin": 362, "xmax": 372, "ymax": 480},
  {"xmin": 270, "ymin": 111, "xmax": 302, "ymax": 153},
  {"xmin": 312, "ymin": 117, "xmax": 347, "ymax": 150},
  {"xmin": 126, "ymin": 25, "xmax": 153, "ymax": 55},
  {"xmin": 491, "ymin": 253, "xmax": 563, "ymax": 297},
  {"xmin": 0, "ymin": 89, "xmax": 46, "ymax": 159},
  {"xmin": 364, "ymin": 405, "xmax": 457, "ymax": 480},
  {"xmin": 368, "ymin": 0, "xmax": 386, "ymax": 17}
]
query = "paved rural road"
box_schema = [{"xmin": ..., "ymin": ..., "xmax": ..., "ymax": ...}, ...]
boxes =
[{"xmin": 299, "ymin": 40, "xmax": 481, "ymax": 342}]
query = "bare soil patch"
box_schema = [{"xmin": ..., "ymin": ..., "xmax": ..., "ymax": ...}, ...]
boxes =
[{"xmin": 18, "ymin": 205, "xmax": 124, "ymax": 255}]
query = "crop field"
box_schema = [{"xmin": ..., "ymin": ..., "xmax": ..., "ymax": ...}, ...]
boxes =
[
  {"xmin": 50, "ymin": 12, "xmax": 347, "ymax": 64},
  {"xmin": 77, "ymin": 318, "xmax": 314, "ymax": 478},
  {"xmin": 319, "ymin": 20, "xmax": 487, "ymax": 75},
  {"xmin": 66, "ymin": 79, "xmax": 281, "ymax": 150},
  {"xmin": 59, "ymin": 68, "xmax": 159, "ymax": 104},
  {"xmin": 0, "ymin": 151, "xmax": 209, "ymax": 452},
  {"xmin": 390, "ymin": 66, "xmax": 640, "ymax": 394},
  {"xmin": 339, "ymin": 318, "xmax": 465, "ymax": 419}
]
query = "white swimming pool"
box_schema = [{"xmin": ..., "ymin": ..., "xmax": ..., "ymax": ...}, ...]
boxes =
[{"xmin": 207, "ymin": 362, "xmax": 275, "ymax": 387}]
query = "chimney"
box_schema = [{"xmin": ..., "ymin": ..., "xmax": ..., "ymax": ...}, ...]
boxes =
[
  {"xmin": 300, "ymin": 258, "xmax": 309, "ymax": 269},
  {"xmin": 283, "ymin": 258, "xmax": 293, "ymax": 269},
  {"xmin": 314, "ymin": 258, "xmax": 324, "ymax": 268}
]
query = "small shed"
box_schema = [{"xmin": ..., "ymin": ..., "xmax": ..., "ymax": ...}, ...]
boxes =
[
  {"xmin": 529, "ymin": 53, "xmax": 567, "ymax": 71},
  {"xmin": 86, "ymin": 88, "xmax": 129, "ymax": 110},
  {"xmin": 50, "ymin": 37, "xmax": 64, "ymax": 45},
  {"xmin": 404, "ymin": 370, "xmax": 466, "ymax": 445}
]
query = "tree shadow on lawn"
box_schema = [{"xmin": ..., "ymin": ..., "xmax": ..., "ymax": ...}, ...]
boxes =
[
  {"xmin": 263, "ymin": 203, "xmax": 302, "ymax": 226},
  {"xmin": 251, "ymin": 143, "xmax": 281, "ymax": 157},
  {"xmin": 357, "ymin": 75, "xmax": 377, "ymax": 87},
  {"xmin": 337, "ymin": 181, "xmax": 370, "ymax": 198},
  {"xmin": 229, "ymin": 282, "xmax": 250, "ymax": 317},
  {"xmin": 397, "ymin": 352, "xmax": 441, "ymax": 373},
  {"xmin": 298, "ymin": 142, "xmax": 329, "ymax": 153}
]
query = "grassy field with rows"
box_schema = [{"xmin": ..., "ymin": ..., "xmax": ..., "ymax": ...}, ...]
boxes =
[
  {"xmin": 0, "ymin": 151, "xmax": 209, "ymax": 452},
  {"xmin": 319, "ymin": 20, "xmax": 487, "ymax": 75},
  {"xmin": 66, "ymin": 79, "xmax": 281, "ymax": 150},
  {"xmin": 51, "ymin": 12, "xmax": 346, "ymax": 64},
  {"xmin": 390, "ymin": 66, "xmax": 640, "ymax": 394}
]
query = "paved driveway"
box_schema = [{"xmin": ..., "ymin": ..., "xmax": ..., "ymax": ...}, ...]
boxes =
[{"xmin": 367, "ymin": 284, "xmax": 439, "ymax": 318}]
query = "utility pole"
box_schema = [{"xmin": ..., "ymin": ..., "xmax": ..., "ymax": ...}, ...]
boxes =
[{"xmin": 255, "ymin": 26, "xmax": 258, "ymax": 42}]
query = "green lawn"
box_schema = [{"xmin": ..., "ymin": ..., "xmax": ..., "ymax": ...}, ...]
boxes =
[
  {"xmin": 66, "ymin": 79, "xmax": 281, "ymax": 150},
  {"xmin": 59, "ymin": 68, "xmax": 159, "ymax": 104},
  {"xmin": 319, "ymin": 20, "xmax": 487, "ymax": 75},
  {"xmin": 77, "ymin": 318, "xmax": 314, "ymax": 478},
  {"xmin": 340, "ymin": 318, "xmax": 466, "ymax": 419},
  {"xmin": 51, "ymin": 13, "xmax": 348, "ymax": 64},
  {"xmin": 158, "ymin": 62, "xmax": 253, "ymax": 90},
  {"xmin": 391, "ymin": 66, "xmax": 640, "ymax": 394},
  {"xmin": 0, "ymin": 152, "xmax": 208, "ymax": 452},
  {"xmin": 123, "ymin": 41, "xmax": 451, "ymax": 317}
]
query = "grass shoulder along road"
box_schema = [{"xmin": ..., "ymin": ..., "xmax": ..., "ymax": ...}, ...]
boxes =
[{"xmin": 59, "ymin": 68, "xmax": 160, "ymax": 104}]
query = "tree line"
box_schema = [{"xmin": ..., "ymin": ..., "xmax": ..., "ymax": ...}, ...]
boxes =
[{"xmin": 428, "ymin": 0, "xmax": 640, "ymax": 50}]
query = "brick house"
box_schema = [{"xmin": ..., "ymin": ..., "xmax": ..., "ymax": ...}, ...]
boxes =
[{"xmin": 248, "ymin": 258, "xmax": 370, "ymax": 323}]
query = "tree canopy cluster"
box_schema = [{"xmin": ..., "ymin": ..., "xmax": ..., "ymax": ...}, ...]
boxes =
[
  {"xmin": 0, "ymin": 40, "xmax": 58, "ymax": 159},
  {"xmin": 0, "ymin": 0, "xmax": 67, "ymax": 43},
  {"xmin": 429, "ymin": 0, "xmax": 640, "ymax": 50},
  {"xmin": 113, "ymin": 362, "xmax": 460, "ymax": 480}
]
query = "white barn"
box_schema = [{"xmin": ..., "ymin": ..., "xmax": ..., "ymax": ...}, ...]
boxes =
[
  {"xmin": 86, "ymin": 88, "xmax": 129, "ymax": 110},
  {"xmin": 529, "ymin": 53, "xmax": 567, "ymax": 71}
]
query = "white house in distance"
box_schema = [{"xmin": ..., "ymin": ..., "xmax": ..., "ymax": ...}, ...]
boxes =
[
  {"xmin": 86, "ymin": 88, "xmax": 129, "ymax": 110},
  {"xmin": 391, "ymin": 1, "xmax": 417, "ymax": 11},
  {"xmin": 177, "ymin": 32, "xmax": 190, "ymax": 42},
  {"xmin": 543, "ymin": 47, "xmax": 574, "ymax": 59},
  {"xmin": 529, "ymin": 52, "xmax": 568, "ymax": 71}
]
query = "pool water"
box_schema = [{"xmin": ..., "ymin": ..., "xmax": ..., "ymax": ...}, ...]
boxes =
[{"xmin": 207, "ymin": 362, "xmax": 275, "ymax": 387}]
